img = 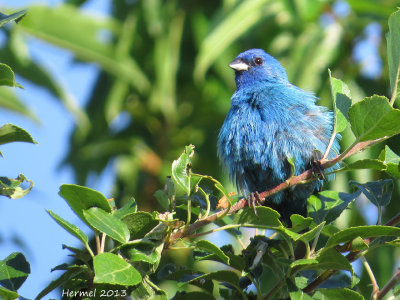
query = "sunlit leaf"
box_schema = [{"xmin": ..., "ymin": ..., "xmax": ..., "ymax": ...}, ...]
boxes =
[
  {"xmin": 59, "ymin": 184, "xmax": 112, "ymax": 224},
  {"xmin": 0, "ymin": 174, "xmax": 33, "ymax": 199},
  {"xmin": 329, "ymin": 70, "xmax": 351, "ymax": 133},
  {"xmin": 348, "ymin": 95, "xmax": 400, "ymax": 142},
  {"xmin": 93, "ymin": 253, "xmax": 141, "ymax": 286},
  {"xmin": 47, "ymin": 210, "xmax": 90, "ymax": 249},
  {"xmin": 0, "ymin": 124, "xmax": 36, "ymax": 145},
  {"xmin": 0, "ymin": 10, "xmax": 27, "ymax": 27},
  {"xmin": 83, "ymin": 207, "xmax": 130, "ymax": 243},
  {"xmin": 325, "ymin": 226, "xmax": 400, "ymax": 249}
]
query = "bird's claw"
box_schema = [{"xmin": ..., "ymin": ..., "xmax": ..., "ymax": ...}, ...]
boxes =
[
  {"xmin": 311, "ymin": 151, "xmax": 325, "ymax": 180},
  {"xmin": 247, "ymin": 192, "xmax": 262, "ymax": 216},
  {"xmin": 311, "ymin": 160, "xmax": 325, "ymax": 180}
]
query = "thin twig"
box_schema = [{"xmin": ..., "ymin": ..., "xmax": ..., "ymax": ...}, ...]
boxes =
[
  {"xmin": 303, "ymin": 211, "xmax": 400, "ymax": 294},
  {"xmin": 322, "ymin": 128, "xmax": 337, "ymax": 161},
  {"xmin": 375, "ymin": 269, "xmax": 400, "ymax": 300},
  {"xmin": 360, "ymin": 256, "xmax": 379, "ymax": 298}
]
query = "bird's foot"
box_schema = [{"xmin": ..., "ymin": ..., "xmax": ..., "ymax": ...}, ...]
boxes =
[
  {"xmin": 247, "ymin": 192, "xmax": 263, "ymax": 216},
  {"xmin": 311, "ymin": 160, "xmax": 325, "ymax": 181},
  {"xmin": 311, "ymin": 151, "xmax": 325, "ymax": 180}
]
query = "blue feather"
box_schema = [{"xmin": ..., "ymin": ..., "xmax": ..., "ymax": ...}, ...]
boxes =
[{"xmin": 217, "ymin": 49, "xmax": 340, "ymax": 222}]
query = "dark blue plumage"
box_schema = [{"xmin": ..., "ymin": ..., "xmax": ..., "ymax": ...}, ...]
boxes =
[{"xmin": 218, "ymin": 49, "xmax": 340, "ymax": 223}]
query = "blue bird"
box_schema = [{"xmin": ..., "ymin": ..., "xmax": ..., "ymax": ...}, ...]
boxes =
[{"xmin": 218, "ymin": 49, "xmax": 340, "ymax": 224}]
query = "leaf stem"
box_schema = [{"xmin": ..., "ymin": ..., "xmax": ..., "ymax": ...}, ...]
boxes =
[
  {"xmin": 95, "ymin": 232, "xmax": 101, "ymax": 254},
  {"xmin": 310, "ymin": 229, "xmax": 322, "ymax": 256},
  {"xmin": 247, "ymin": 272, "xmax": 262, "ymax": 300},
  {"xmin": 100, "ymin": 232, "xmax": 106, "ymax": 253},
  {"xmin": 198, "ymin": 186, "xmax": 210, "ymax": 219},
  {"xmin": 390, "ymin": 66, "xmax": 399, "ymax": 106}
]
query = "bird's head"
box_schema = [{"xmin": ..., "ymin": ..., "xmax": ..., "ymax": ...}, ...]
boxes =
[{"xmin": 229, "ymin": 49, "xmax": 288, "ymax": 89}]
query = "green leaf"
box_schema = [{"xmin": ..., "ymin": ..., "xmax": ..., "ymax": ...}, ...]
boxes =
[
  {"xmin": 194, "ymin": 0, "xmax": 279, "ymax": 81},
  {"xmin": 290, "ymin": 215, "xmax": 313, "ymax": 233},
  {"xmin": 0, "ymin": 63, "xmax": 18, "ymax": 87},
  {"xmin": 123, "ymin": 244, "xmax": 160, "ymax": 265},
  {"xmin": 234, "ymin": 207, "xmax": 282, "ymax": 227},
  {"xmin": 113, "ymin": 197, "xmax": 137, "ymax": 219},
  {"xmin": 350, "ymin": 179, "xmax": 393, "ymax": 207},
  {"xmin": 289, "ymin": 290, "xmax": 314, "ymax": 300},
  {"xmin": 308, "ymin": 190, "xmax": 360, "ymax": 224},
  {"xmin": 83, "ymin": 207, "xmax": 130, "ymax": 243},
  {"xmin": 329, "ymin": 70, "xmax": 352, "ymax": 133},
  {"xmin": 379, "ymin": 145, "xmax": 400, "ymax": 164},
  {"xmin": 0, "ymin": 88, "xmax": 37, "ymax": 120},
  {"xmin": 316, "ymin": 248, "xmax": 353, "ymax": 272},
  {"xmin": 195, "ymin": 240, "xmax": 229, "ymax": 265},
  {"xmin": 290, "ymin": 258, "xmax": 318, "ymax": 270},
  {"xmin": 172, "ymin": 291, "xmax": 214, "ymax": 300},
  {"xmin": 0, "ymin": 174, "xmax": 33, "ymax": 199},
  {"xmin": 387, "ymin": 10, "xmax": 400, "ymax": 105},
  {"xmin": 121, "ymin": 212, "xmax": 158, "ymax": 240},
  {"xmin": 0, "ymin": 10, "xmax": 27, "ymax": 27},
  {"xmin": 0, "ymin": 124, "xmax": 36, "ymax": 145},
  {"xmin": 18, "ymin": 5, "xmax": 149, "ymax": 94},
  {"xmin": 0, "ymin": 41, "xmax": 87, "ymax": 128},
  {"xmin": 180, "ymin": 270, "xmax": 240, "ymax": 289},
  {"xmin": 316, "ymin": 287, "xmax": 364, "ymax": 300},
  {"xmin": 0, "ymin": 286, "xmax": 19, "ymax": 300},
  {"xmin": 348, "ymin": 95, "xmax": 400, "ymax": 142},
  {"xmin": 61, "ymin": 245, "xmax": 92, "ymax": 263},
  {"xmin": 154, "ymin": 176, "xmax": 175, "ymax": 211},
  {"xmin": 35, "ymin": 265, "xmax": 89, "ymax": 300},
  {"xmin": 347, "ymin": 0, "xmax": 394, "ymax": 17},
  {"xmin": 154, "ymin": 189, "xmax": 170, "ymax": 211},
  {"xmin": 350, "ymin": 236, "xmax": 369, "ymax": 251},
  {"xmin": 325, "ymin": 226, "xmax": 400, "ymax": 249},
  {"xmin": 121, "ymin": 240, "xmax": 163, "ymax": 276},
  {"xmin": 59, "ymin": 184, "xmax": 112, "ymax": 223},
  {"xmin": 171, "ymin": 145, "xmax": 195, "ymax": 197},
  {"xmin": 378, "ymin": 145, "xmax": 400, "ymax": 178},
  {"xmin": 340, "ymin": 147, "xmax": 400, "ymax": 179},
  {"xmin": 291, "ymin": 248, "xmax": 352, "ymax": 274},
  {"xmin": 345, "ymin": 159, "xmax": 387, "ymax": 171},
  {"xmin": 296, "ymin": 221, "xmax": 325, "ymax": 243},
  {"xmin": 46, "ymin": 210, "xmax": 90, "ymax": 250},
  {"xmin": 129, "ymin": 277, "xmax": 168, "ymax": 300},
  {"xmin": 93, "ymin": 253, "xmax": 141, "ymax": 286},
  {"xmin": 0, "ymin": 252, "xmax": 30, "ymax": 291}
]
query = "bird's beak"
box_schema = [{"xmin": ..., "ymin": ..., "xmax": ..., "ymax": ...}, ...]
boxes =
[{"xmin": 229, "ymin": 58, "xmax": 250, "ymax": 71}]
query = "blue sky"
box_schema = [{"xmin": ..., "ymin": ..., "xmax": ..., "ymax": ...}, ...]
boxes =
[{"xmin": 1, "ymin": 0, "xmax": 111, "ymax": 298}]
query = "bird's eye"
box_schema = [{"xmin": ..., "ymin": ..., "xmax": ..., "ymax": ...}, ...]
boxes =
[{"xmin": 254, "ymin": 57, "xmax": 263, "ymax": 65}]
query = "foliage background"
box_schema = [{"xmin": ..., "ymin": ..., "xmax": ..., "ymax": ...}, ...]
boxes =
[{"xmin": 0, "ymin": 0, "xmax": 399, "ymax": 298}]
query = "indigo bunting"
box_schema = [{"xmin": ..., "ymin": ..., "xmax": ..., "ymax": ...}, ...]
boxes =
[{"xmin": 218, "ymin": 49, "xmax": 340, "ymax": 223}]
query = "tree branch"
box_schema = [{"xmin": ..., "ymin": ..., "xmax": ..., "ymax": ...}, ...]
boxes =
[{"xmin": 168, "ymin": 138, "xmax": 383, "ymax": 245}]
